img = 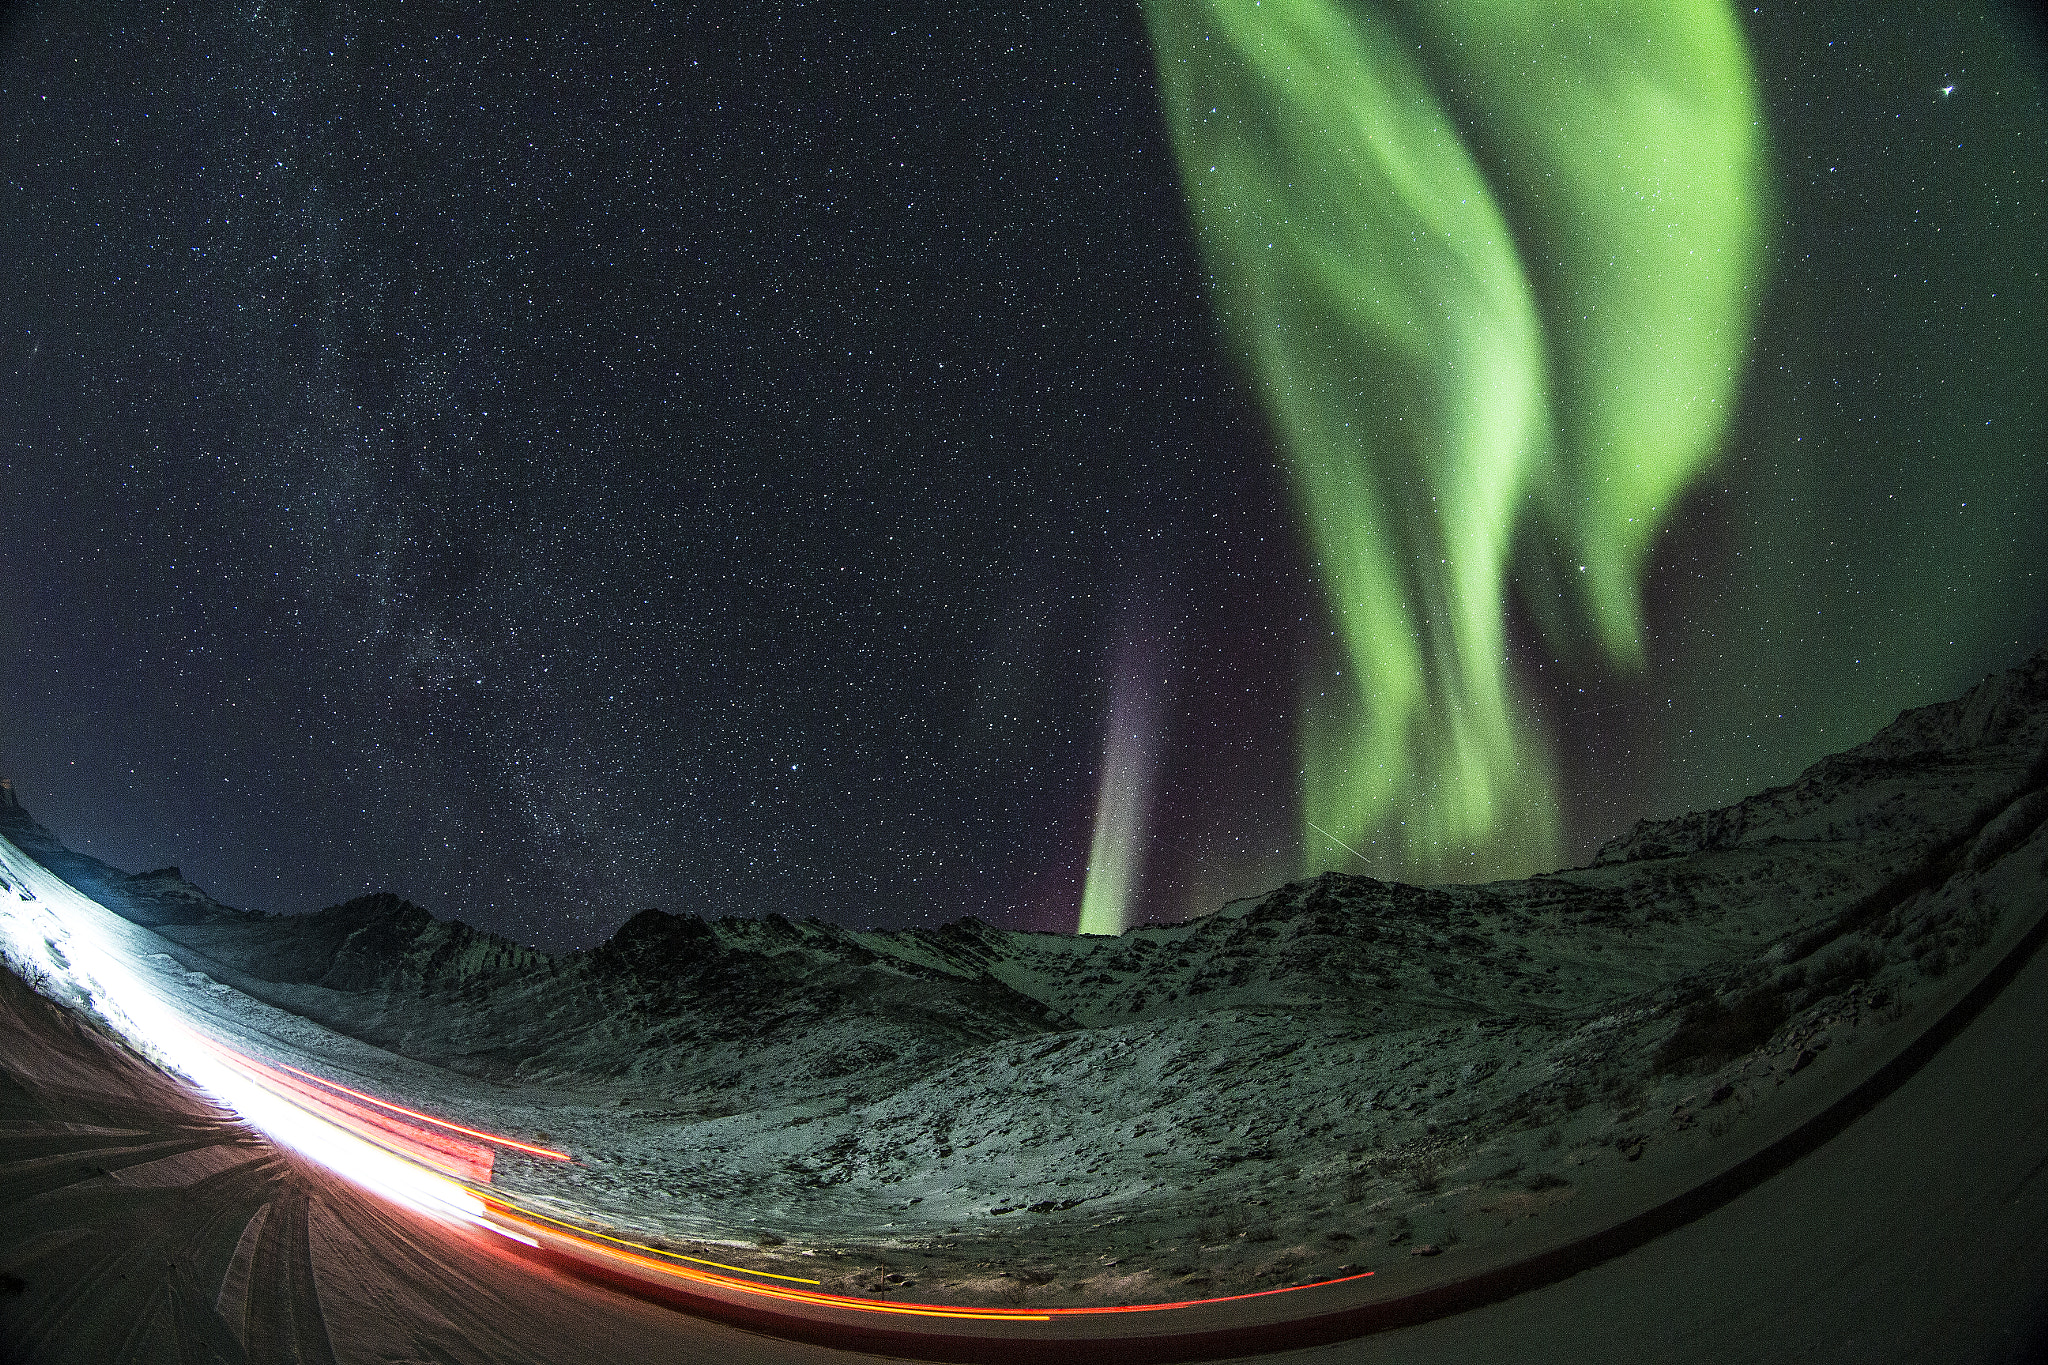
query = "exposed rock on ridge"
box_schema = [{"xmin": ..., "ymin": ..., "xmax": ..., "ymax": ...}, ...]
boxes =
[{"xmin": 3, "ymin": 646, "xmax": 2045, "ymax": 1305}]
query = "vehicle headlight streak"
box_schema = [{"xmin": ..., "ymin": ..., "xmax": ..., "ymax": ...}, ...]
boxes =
[
  {"xmin": 4, "ymin": 833, "xmax": 1377, "ymax": 1325},
  {"xmin": 256, "ymin": 1053, "xmax": 574, "ymax": 1162},
  {"xmin": 0, "ymin": 834, "xmax": 497, "ymax": 1229}
]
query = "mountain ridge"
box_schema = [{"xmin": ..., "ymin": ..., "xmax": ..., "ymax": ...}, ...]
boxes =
[
  {"xmin": 14, "ymin": 640, "xmax": 2041, "ymax": 1002},
  {"xmin": 6, "ymin": 647, "xmax": 2047, "ymax": 1077},
  {"xmin": 3, "ymin": 646, "xmax": 2045, "ymax": 1303}
]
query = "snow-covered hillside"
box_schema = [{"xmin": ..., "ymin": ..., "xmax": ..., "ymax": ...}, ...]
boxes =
[{"xmin": 3, "ymin": 647, "xmax": 2045, "ymax": 1306}]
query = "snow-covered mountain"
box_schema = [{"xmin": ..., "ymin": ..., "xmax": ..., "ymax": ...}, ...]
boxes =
[
  {"xmin": 0, "ymin": 783, "xmax": 252, "ymax": 928},
  {"xmin": 3, "ymin": 646, "xmax": 2044, "ymax": 1306}
]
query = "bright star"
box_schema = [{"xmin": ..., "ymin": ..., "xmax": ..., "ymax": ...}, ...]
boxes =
[{"xmin": 1940, "ymin": 83, "xmax": 1955, "ymax": 97}]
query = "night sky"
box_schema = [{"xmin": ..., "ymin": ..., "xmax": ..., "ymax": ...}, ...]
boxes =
[{"xmin": 2, "ymin": 2, "xmax": 2043, "ymax": 950}]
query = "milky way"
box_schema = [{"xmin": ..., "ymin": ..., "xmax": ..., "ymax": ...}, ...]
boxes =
[{"xmin": 1, "ymin": 2, "xmax": 2042, "ymax": 946}]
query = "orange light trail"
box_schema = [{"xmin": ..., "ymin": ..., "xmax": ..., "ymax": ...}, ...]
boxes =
[
  {"xmin": 4, "ymin": 839, "xmax": 1391, "ymax": 1348},
  {"xmin": 481, "ymin": 1194, "xmax": 1376, "ymax": 1323},
  {"xmin": 260, "ymin": 1056, "xmax": 574, "ymax": 1161},
  {"xmin": 199, "ymin": 1039, "xmax": 1378, "ymax": 1324},
  {"xmin": 209, "ymin": 1042, "xmax": 497, "ymax": 1182},
  {"xmin": 491, "ymin": 1196, "xmax": 825, "ymax": 1284},
  {"xmin": 485, "ymin": 1200, "xmax": 1055, "ymax": 1321},
  {"xmin": 1034, "ymin": 1269, "xmax": 1377, "ymax": 1315},
  {"xmin": 200, "ymin": 1036, "xmax": 1379, "ymax": 1325}
]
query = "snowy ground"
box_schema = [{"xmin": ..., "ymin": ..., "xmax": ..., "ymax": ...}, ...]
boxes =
[{"xmin": 2, "ymin": 649, "xmax": 2044, "ymax": 1309}]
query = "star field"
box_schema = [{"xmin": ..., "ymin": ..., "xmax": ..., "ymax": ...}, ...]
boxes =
[{"xmin": 0, "ymin": 2, "xmax": 2042, "ymax": 948}]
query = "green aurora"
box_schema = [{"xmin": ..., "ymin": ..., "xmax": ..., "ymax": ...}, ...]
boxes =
[{"xmin": 1144, "ymin": 0, "xmax": 1768, "ymax": 884}]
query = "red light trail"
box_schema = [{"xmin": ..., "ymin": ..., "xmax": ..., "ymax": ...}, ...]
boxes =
[
  {"xmin": 262, "ymin": 1055, "xmax": 574, "ymax": 1160},
  {"xmin": 192, "ymin": 1032, "xmax": 1377, "ymax": 1332}
]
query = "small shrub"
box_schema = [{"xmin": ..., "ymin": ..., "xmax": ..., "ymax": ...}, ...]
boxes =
[
  {"xmin": 1809, "ymin": 943, "xmax": 1881, "ymax": 996},
  {"xmin": 1653, "ymin": 988, "xmax": 1789, "ymax": 1075}
]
